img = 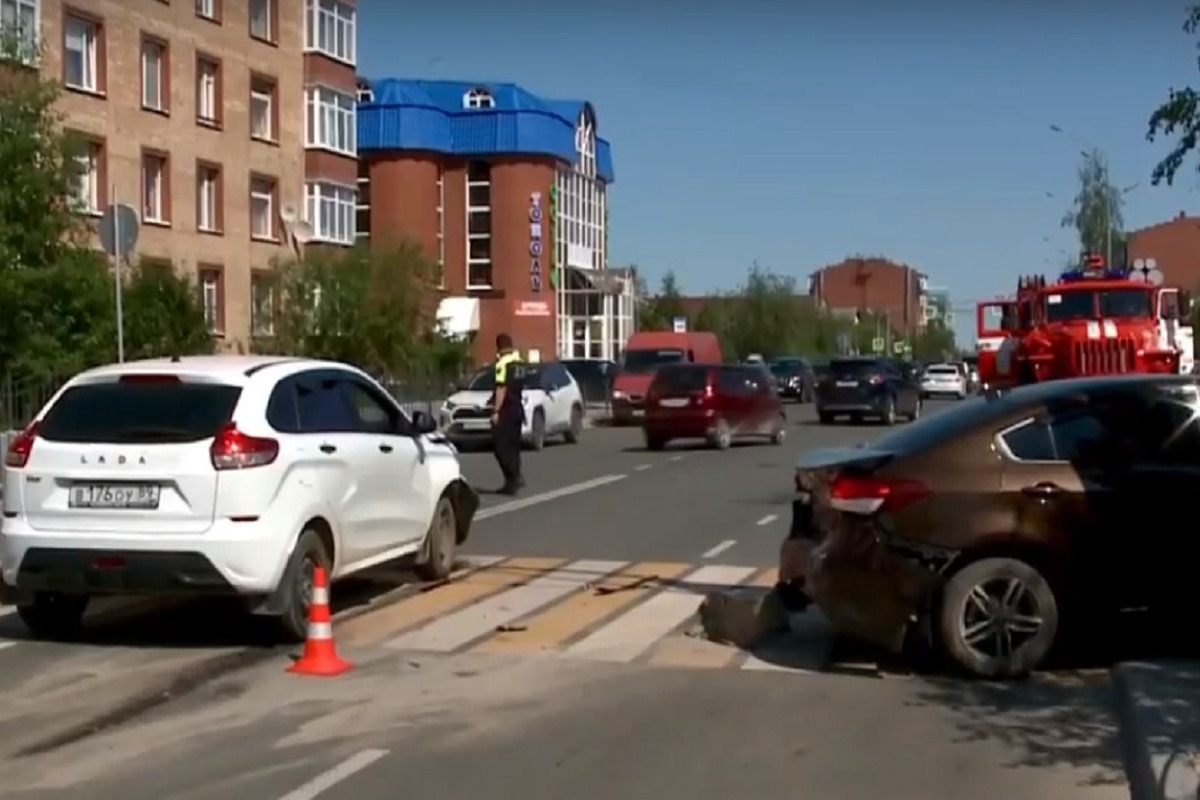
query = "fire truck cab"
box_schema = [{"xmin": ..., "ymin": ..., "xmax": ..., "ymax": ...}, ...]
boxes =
[{"xmin": 976, "ymin": 257, "xmax": 1193, "ymax": 388}]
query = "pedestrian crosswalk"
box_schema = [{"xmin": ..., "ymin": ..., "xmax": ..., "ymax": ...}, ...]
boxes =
[{"xmin": 344, "ymin": 556, "xmax": 910, "ymax": 677}]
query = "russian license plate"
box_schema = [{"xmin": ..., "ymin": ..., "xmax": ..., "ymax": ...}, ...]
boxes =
[
  {"xmin": 69, "ymin": 483, "xmax": 161, "ymax": 510},
  {"xmin": 659, "ymin": 398, "xmax": 688, "ymax": 408},
  {"xmin": 461, "ymin": 419, "xmax": 492, "ymax": 431},
  {"xmin": 631, "ymin": 408, "xmax": 645, "ymax": 417},
  {"xmin": 836, "ymin": 380, "xmax": 858, "ymax": 387}
]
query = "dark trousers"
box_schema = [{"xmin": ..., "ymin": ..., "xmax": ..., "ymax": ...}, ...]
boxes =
[{"xmin": 493, "ymin": 417, "xmax": 523, "ymax": 488}]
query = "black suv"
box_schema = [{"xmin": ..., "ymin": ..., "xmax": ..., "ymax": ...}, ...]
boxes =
[{"xmin": 814, "ymin": 356, "xmax": 921, "ymax": 425}]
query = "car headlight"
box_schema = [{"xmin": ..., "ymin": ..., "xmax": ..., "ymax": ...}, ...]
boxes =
[
  {"xmin": 612, "ymin": 390, "xmax": 627, "ymax": 400},
  {"xmin": 442, "ymin": 400, "xmax": 456, "ymax": 412}
]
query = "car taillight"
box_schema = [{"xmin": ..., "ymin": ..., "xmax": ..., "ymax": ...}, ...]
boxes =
[
  {"xmin": 828, "ymin": 474, "xmax": 929, "ymax": 515},
  {"xmin": 210, "ymin": 423, "xmax": 279, "ymax": 470},
  {"xmin": 5, "ymin": 420, "xmax": 40, "ymax": 469},
  {"xmin": 869, "ymin": 374, "xmax": 885, "ymax": 385},
  {"xmin": 119, "ymin": 374, "xmax": 182, "ymax": 384},
  {"xmin": 690, "ymin": 384, "xmax": 714, "ymax": 406}
]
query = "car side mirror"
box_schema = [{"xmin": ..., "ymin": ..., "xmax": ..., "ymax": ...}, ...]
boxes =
[{"xmin": 411, "ymin": 410, "xmax": 437, "ymax": 434}]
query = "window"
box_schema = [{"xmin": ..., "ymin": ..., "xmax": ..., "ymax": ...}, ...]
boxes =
[
  {"xmin": 196, "ymin": 162, "xmax": 221, "ymax": 233},
  {"xmin": 63, "ymin": 14, "xmax": 101, "ymax": 93},
  {"xmin": 304, "ymin": 0, "xmax": 356, "ymax": 65},
  {"xmin": 435, "ymin": 168, "xmax": 444, "ymax": 287},
  {"xmin": 463, "ymin": 88, "xmax": 494, "ymax": 109},
  {"xmin": 356, "ymin": 83, "xmax": 373, "ymax": 103},
  {"xmin": 355, "ymin": 159, "xmax": 370, "ymax": 241},
  {"xmin": 466, "ymin": 160, "xmax": 491, "ymax": 288},
  {"xmin": 249, "ymin": 0, "xmax": 273, "ymax": 42},
  {"xmin": 196, "ymin": 55, "xmax": 221, "ymax": 125},
  {"xmin": 249, "ymin": 75, "xmax": 276, "ymax": 141},
  {"xmin": 304, "ymin": 86, "xmax": 355, "ymax": 155},
  {"xmin": 140, "ymin": 35, "xmax": 167, "ymax": 112},
  {"xmin": 249, "ymin": 175, "xmax": 276, "ymax": 240},
  {"xmin": 195, "ymin": 0, "xmax": 218, "ymax": 21},
  {"xmin": 250, "ymin": 272, "xmax": 275, "ymax": 336},
  {"xmin": 71, "ymin": 140, "xmax": 102, "ymax": 215},
  {"xmin": 141, "ymin": 151, "xmax": 169, "ymax": 224},
  {"xmin": 1, "ymin": 0, "xmax": 39, "ymax": 62},
  {"xmin": 198, "ymin": 267, "xmax": 223, "ymax": 334},
  {"xmin": 304, "ymin": 182, "xmax": 355, "ymax": 245},
  {"xmin": 554, "ymin": 113, "xmax": 607, "ymax": 278},
  {"xmin": 39, "ymin": 381, "xmax": 240, "ymax": 445}
]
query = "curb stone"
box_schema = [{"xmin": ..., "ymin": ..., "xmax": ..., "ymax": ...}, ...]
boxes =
[{"xmin": 1115, "ymin": 661, "xmax": 1200, "ymax": 800}]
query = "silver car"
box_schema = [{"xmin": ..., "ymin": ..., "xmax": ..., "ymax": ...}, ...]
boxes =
[{"xmin": 919, "ymin": 363, "xmax": 968, "ymax": 399}]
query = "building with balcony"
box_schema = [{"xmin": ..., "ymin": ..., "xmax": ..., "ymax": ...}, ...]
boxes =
[
  {"xmin": 2, "ymin": 0, "xmax": 359, "ymax": 348},
  {"xmin": 357, "ymin": 78, "xmax": 627, "ymax": 364}
]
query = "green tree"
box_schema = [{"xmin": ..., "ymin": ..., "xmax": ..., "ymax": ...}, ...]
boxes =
[
  {"xmin": 120, "ymin": 259, "xmax": 214, "ymax": 360},
  {"xmin": 1060, "ymin": 148, "xmax": 1124, "ymax": 259},
  {"xmin": 1148, "ymin": 6, "xmax": 1200, "ymax": 185},
  {"xmin": 634, "ymin": 269, "xmax": 687, "ymax": 331},
  {"xmin": 911, "ymin": 320, "xmax": 956, "ymax": 362},
  {"xmin": 270, "ymin": 241, "xmax": 454, "ymax": 380},
  {"xmin": 724, "ymin": 266, "xmax": 810, "ymax": 358}
]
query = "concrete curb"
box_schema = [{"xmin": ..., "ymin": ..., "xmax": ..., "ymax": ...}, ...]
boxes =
[{"xmin": 1114, "ymin": 661, "xmax": 1200, "ymax": 800}]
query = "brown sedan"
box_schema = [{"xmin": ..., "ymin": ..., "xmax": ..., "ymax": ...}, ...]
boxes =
[{"xmin": 778, "ymin": 374, "xmax": 1200, "ymax": 679}]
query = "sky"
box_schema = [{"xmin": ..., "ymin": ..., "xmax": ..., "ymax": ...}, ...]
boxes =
[{"xmin": 358, "ymin": 0, "xmax": 1200, "ymax": 345}]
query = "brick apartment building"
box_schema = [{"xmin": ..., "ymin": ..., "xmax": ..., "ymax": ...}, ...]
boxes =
[
  {"xmin": 808, "ymin": 257, "xmax": 929, "ymax": 337},
  {"xmin": 1128, "ymin": 211, "xmax": 1200, "ymax": 291},
  {"xmin": 8, "ymin": 0, "xmax": 359, "ymax": 348},
  {"xmin": 356, "ymin": 78, "xmax": 630, "ymax": 365}
]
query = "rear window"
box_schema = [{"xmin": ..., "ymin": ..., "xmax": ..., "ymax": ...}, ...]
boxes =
[
  {"xmin": 926, "ymin": 366, "xmax": 958, "ymax": 375},
  {"xmin": 38, "ymin": 379, "xmax": 242, "ymax": 444},
  {"xmin": 651, "ymin": 365, "xmax": 709, "ymax": 394},
  {"xmin": 829, "ymin": 359, "xmax": 881, "ymax": 377}
]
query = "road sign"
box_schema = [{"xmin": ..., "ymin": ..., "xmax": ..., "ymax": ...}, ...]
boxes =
[
  {"xmin": 871, "ymin": 337, "xmax": 884, "ymax": 353},
  {"xmin": 672, "ymin": 316, "xmax": 687, "ymax": 333},
  {"xmin": 99, "ymin": 203, "xmax": 139, "ymax": 259},
  {"xmin": 893, "ymin": 341, "xmax": 906, "ymax": 354}
]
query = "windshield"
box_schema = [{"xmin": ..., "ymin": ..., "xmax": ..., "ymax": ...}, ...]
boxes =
[
  {"xmin": 1099, "ymin": 289, "xmax": 1154, "ymax": 319},
  {"xmin": 466, "ymin": 368, "xmax": 494, "ymax": 392},
  {"xmin": 1044, "ymin": 288, "xmax": 1154, "ymax": 322},
  {"xmin": 622, "ymin": 348, "xmax": 685, "ymax": 373}
]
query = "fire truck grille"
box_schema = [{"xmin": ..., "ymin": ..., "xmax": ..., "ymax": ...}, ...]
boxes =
[{"xmin": 1071, "ymin": 337, "xmax": 1137, "ymax": 376}]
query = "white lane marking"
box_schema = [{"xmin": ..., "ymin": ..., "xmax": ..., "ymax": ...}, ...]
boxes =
[
  {"xmin": 386, "ymin": 560, "xmax": 626, "ymax": 652},
  {"xmin": 276, "ymin": 749, "xmax": 389, "ymax": 800},
  {"xmin": 702, "ymin": 539, "xmax": 737, "ymax": 559},
  {"xmin": 756, "ymin": 514, "xmax": 778, "ymax": 526},
  {"xmin": 668, "ymin": 455, "xmax": 683, "ymax": 462},
  {"xmin": 566, "ymin": 564, "xmax": 756, "ymax": 662},
  {"xmin": 475, "ymin": 475, "xmax": 626, "ymax": 520},
  {"xmin": 634, "ymin": 464, "xmax": 651, "ymax": 471}
]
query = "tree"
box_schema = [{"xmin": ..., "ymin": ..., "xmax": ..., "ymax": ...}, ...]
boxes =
[
  {"xmin": 911, "ymin": 321, "xmax": 956, "ymax": 362},
  {"xmin": 1148, "ymin": 6, "xmax": 1200, "ymax": 185},
  {"xmin": 120, "ymin": 258, "xmax": 214, "ymax": 360},
  {"xmin": 1061, "ymin": 148, "xmax": 1124, "ymax": 258},
  {"xmin": 269, "ymin": 241, "xmax": 463, "ymax": 381},
  {"xmin": 724, "ymin": 266, "xmax": 811, "ymax": 358}
]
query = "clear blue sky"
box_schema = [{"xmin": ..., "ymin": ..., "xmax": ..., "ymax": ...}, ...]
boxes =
[{"xmin": 358, "ymin": 1, "xmax": 1200, "ymax": 344}]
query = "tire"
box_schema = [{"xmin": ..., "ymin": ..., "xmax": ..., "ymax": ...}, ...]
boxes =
[
  {"xmin": 526, "ymin": 410, "xmax": 546, "ymax": 451},
  {"xmin": 880, "ymin": 397, "xmax": 896, "ymax": 426},
  {"xmin": 17, "ymin": 592, "xmax": 89, "ymax": 640},
  {"xmin": 770, "ymin": 413, "xmax": 786, "ymax": 445},
  {"xmin": 564, "ymin": 404, "xmax": 583, "ymax": 444},
  {"xmin": 710, "ymin": 419, "xmax": 732, "ymax": 450},
  {"xmin": 645, "ymin": 435, "xmax": 666, "ymax": 451},
  {"xmin": 415, "ymin": 494, "xmax": 457, "ymax": 582},
  {"xmin": 818, "ymin": 412, "xmax": 834, "ymax": 425},
  {"xmin": 275, "ymin": 528, "xmax": 331, "ymax": 643},
  {"xmin": 907, "ymin": 397, "xmax": 922, "ymax": 422},
  {"xmin": 938, "ymin": 557, "xmax": 1059, "ymax": 680}
]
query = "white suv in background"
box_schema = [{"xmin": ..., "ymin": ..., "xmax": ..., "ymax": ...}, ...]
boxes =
[
  {"xmin": 0, "ymin": 355, "xmax": 479, "ymax": 641},
  {"xmin": 439, "ymin": 361, "xmax": 585, "ymax": 450},
  {"xmin": 919, "ymin": 363, "xmax": 969, "ymax": 400}
]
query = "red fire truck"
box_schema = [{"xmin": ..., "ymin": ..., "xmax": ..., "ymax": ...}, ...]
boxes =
[{"xmin": 976, "ymin": 256, "xmax": 1192, "ymax": 389}]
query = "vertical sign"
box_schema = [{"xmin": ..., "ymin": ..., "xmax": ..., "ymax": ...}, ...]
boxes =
[
  {"xmin": 672, "ymin": 316, "xmax": 687, "ymax": 333},
  {"xmin": 529, "ymin": 192, "xmax": 543, "ymax": 292}
]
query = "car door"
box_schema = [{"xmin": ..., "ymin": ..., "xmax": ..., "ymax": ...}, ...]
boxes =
[
  {"xmin": 541, "ymin": 364, "xmax": 572, "ymax": 431},
  {"xmin": 293, "ymin": 370, "xmax": 376, "ymax": 569},
  {"xmin": 996, "ymin": 393, "xmax": 1140, "ymax": 610},
  {"xmin": 746, "ymin": 368, "xmax": 777, "ymax": 432},
  {"xmin": 716, "ymin": 367, "xmax": 754, "ymax": 431},
  {"xmin": 338, "ymin": 374, "xmax": 430, "ymax": 555}
]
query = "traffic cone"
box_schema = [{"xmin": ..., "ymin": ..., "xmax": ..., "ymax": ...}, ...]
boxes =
[{"xmin": 287, "ymin": 566, "xmax": 353, "ymax": 677}]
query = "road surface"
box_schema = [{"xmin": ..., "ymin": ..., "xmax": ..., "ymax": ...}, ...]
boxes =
[{"xmin": 0, "ymin": 403, "xmax": 1130, "ymax": 800}]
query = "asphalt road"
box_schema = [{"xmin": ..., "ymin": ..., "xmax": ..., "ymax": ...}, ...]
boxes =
[{"xmin": 0, "ymin": 401, "xmax": 1132, "ymax": 800}]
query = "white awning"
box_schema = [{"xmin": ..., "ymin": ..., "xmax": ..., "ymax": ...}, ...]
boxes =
[{"xmin": 436, "ymin": 296, "xmax": 480, "ymax": 337}]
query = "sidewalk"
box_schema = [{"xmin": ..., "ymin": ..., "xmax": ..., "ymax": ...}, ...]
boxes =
[{"xmin": 1115, "ymin": 660, "xmax": 1200, "ymax": 800}]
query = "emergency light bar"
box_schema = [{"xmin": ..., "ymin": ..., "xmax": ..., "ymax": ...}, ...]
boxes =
[{"xmin": 1060, "ymin": 267, "xmax": 1133, "ymax": 282}]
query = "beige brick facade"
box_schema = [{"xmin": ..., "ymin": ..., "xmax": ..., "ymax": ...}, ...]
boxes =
[{"xmin": 38, "ymin": 0, "xmax": 309, "ymax": 349}]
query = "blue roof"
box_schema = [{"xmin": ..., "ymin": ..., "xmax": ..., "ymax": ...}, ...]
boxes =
[{"xmin": 357, "ymin": 79, "xmax": 614, "ymax": 183}]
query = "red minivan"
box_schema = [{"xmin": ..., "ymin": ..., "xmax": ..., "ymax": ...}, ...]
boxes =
[{"xmin": 642, "ymin": 363, "xmax": 787, "ymax": 450}]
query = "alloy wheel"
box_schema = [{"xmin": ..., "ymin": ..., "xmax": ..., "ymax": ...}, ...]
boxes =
[{"xmin": 958, "ymin": 578, "xmax": 1044, "ymax": 661}]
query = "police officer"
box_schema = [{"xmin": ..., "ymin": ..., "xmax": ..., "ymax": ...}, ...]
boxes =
[{"xmin": 490, "ymin": 333, "xmax": 526, "ymax": 495}]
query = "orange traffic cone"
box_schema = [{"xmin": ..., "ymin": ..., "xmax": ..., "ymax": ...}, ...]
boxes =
[{"xmin": 287, "ymin": 566, "xmax": 353, "ymax": 677}]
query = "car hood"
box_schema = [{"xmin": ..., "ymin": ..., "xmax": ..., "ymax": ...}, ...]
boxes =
[{"xmin": 446, "ymin": 390, "xmax": 492, "ymax": 408}]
